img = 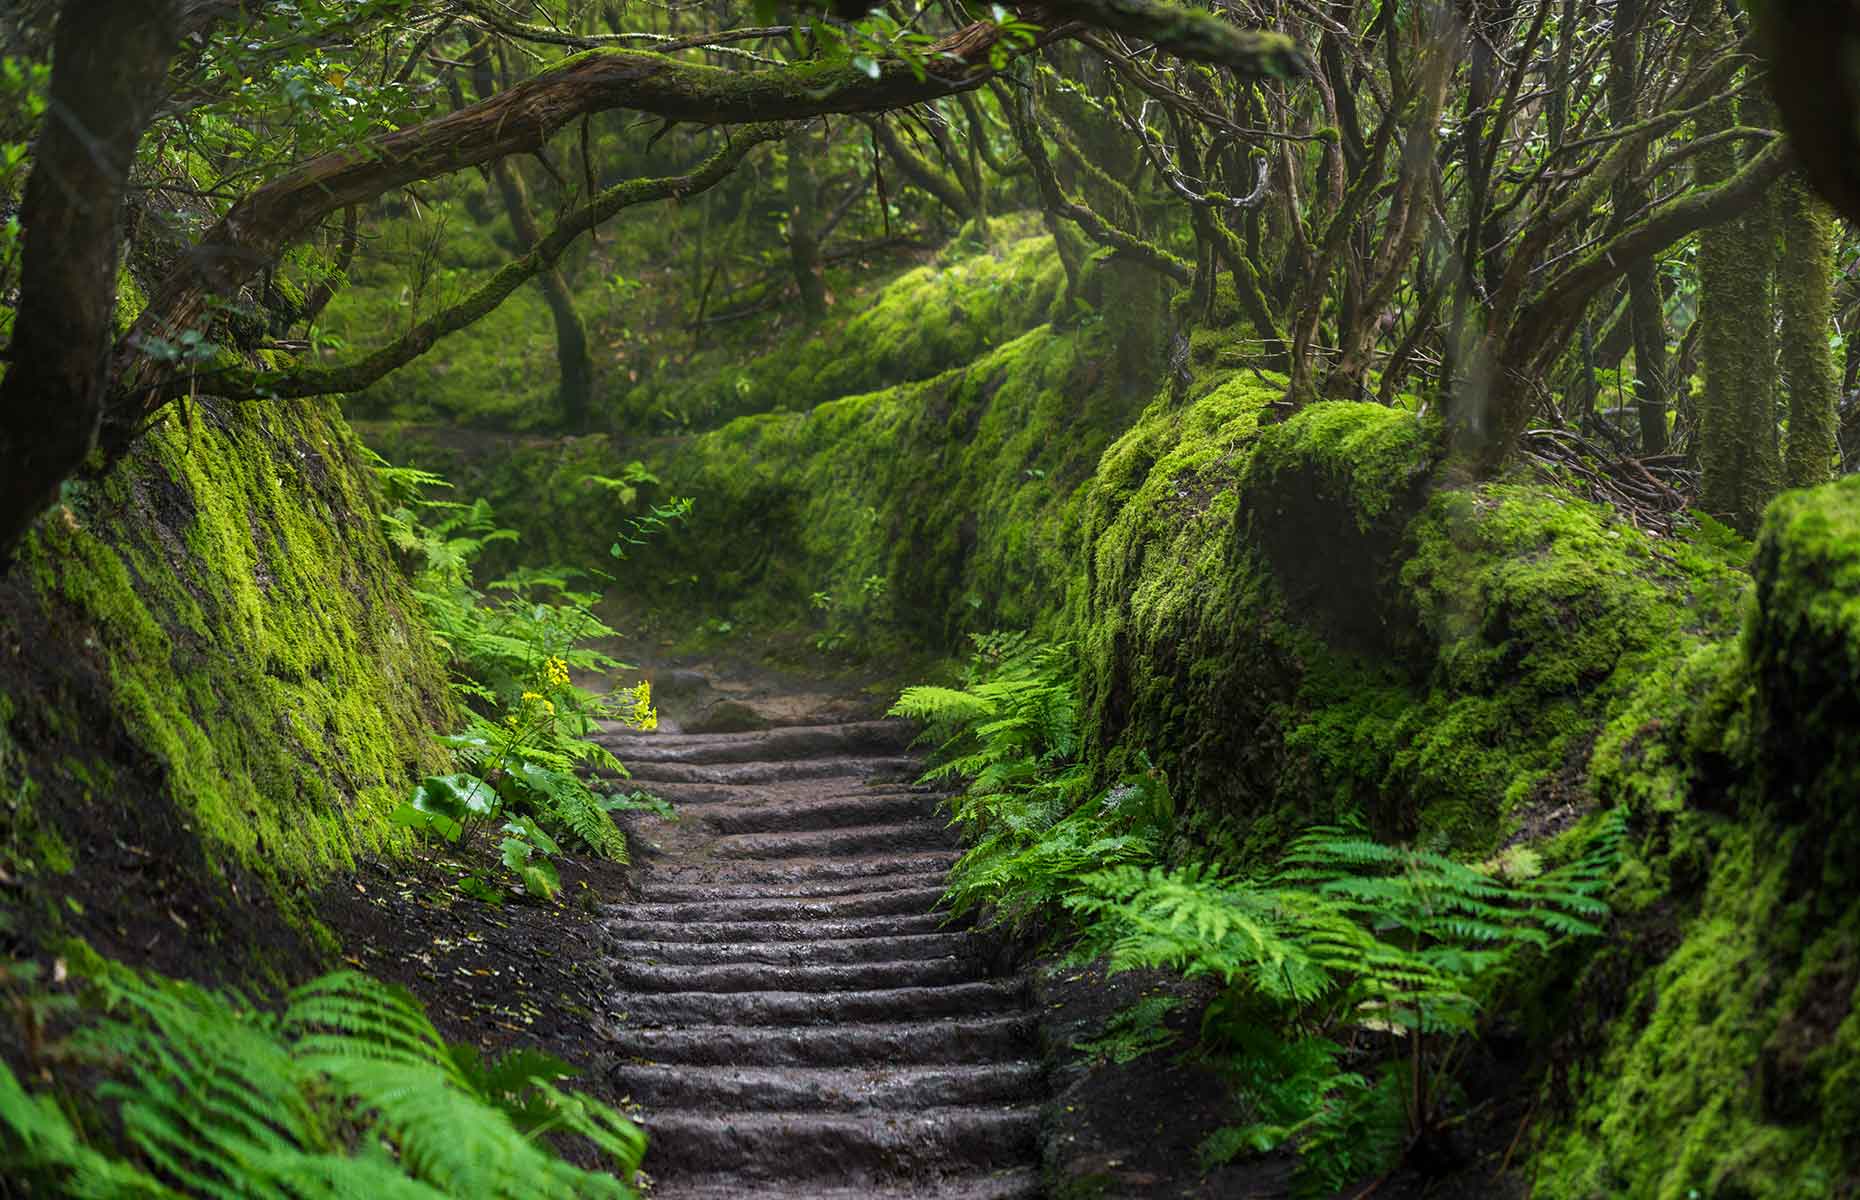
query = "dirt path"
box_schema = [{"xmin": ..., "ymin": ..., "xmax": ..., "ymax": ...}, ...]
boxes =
[{"xmin": 593, "ymin": 716, "xmax": 1044, "ymax": 1198}]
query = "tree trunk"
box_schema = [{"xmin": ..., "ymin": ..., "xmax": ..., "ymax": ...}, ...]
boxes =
[
  {"xmin": 0, "ymin": 0, "xmax": 180, "ymax": 566},
  {"xmin": 786, "ymin": 127, "xmax": 829, "ymax": 323},
  {"xmin": 1697, "ymin": 94, "xmax": 1782, "ymax": 533},
  {"xmin": 1608, "ymin": 0, "xmax": 1670, "ymax": 456},
  {"xmin": 1779, "ymin": 170, "xmax": 1840, "ymax": 488}
]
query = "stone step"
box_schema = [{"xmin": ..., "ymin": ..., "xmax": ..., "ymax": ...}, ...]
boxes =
[
  {"xmin": 637, "ymin": 1106, "xmax": 1040, "ymax": 1185},
  {"xmin": 614, "ymin": 780, "xmax": 949, "ymax": 808},
  {"xmin": 610, "ymin": 956, "xmax": 980, "ymax": 995},
  {"xmin": 632, "ymin": 852, "xmax": 958, "ymax": 887},
  {"xmin": 698, "ymin": 793, "xmax": 943, "ymax": 834},
  {"xmin": 608, "ymin": 1062, "xmax": 1043, "ymax": 1113},
  {"xmin": 615, "ymin": 756, "xmax": 921, "ymax": 787},
  {"xmin": 604, "ymin": 1015, "xmax": 1036, "ymax": 1067},
  {"xmin": 605, "ymin": 912, "xmax": 953, "ymax": 944},
  {"xmin": 610, "ymin": 979, "xmax": 1027, "ymax": 1027},
  {"xmin": 606, "ymin": 885, "xmax": 947, "ymax": 925},
  {"xmin": 651, "ymin": 1167, "xmax": 1042, "ymax": 1200},
  {"xmin": 608, "ymin": 930, "xmax": 978, "ymax": 966},
  {"xmin": 712, "ymin": 823, "xmax": 956, "ymax": 860},
  {"xmin": 636, "ymin": 868, "xmax": 951, "ymax": 902},
  {"xmin": 597, "ymin": 721, "xmax": 916, "ymax": 763}
]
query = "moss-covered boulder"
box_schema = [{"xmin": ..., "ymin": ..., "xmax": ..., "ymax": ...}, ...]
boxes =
[
  {"xmin": 1530, "ymin": 478, "xmax": 1860, "ymax": 1198},
  {"xmin": 1080, "ymin": 391, "xmax": 1749, "ymax": 852},
  {"xmin": 0, "ymin": 398, "xmax": 454, "ymax": 971}
]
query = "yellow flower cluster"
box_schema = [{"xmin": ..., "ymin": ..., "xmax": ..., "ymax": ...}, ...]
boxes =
[
  {"xmin": 545, "ymin": 656, "xmax": 572, "ymax": 688},
  {"xmin": 520, "ymin": 690, "xmax": 556, "ymax": 716},
  {"xmin": 628, "ymin": 679, "xmax": 658, "ymax": 731}
]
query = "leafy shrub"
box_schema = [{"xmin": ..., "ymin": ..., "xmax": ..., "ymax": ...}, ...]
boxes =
[
  {"xmin": 0, "ymin": 951, "xmax": 645, "ymax": 1198},
  {"xmin": 372, "ymin": 456, "xmax": 670, "ymax": 902}
]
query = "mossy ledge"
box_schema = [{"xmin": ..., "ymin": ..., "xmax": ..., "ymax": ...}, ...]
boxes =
[{"xmin": 0, "ymin": 397, "xmax": 454, "ymax": 974}]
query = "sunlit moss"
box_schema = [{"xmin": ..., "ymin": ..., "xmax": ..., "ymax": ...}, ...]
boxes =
[{"xmin": 20, "ymin": 399, "xmax": 455, "ymax": 888}]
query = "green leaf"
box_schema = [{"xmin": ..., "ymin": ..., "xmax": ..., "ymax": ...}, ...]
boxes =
[
  {"xmin": 851, "ymin": 54, "xmax": 880, "ymax": 78},
  {"xmin": 519, "ymin": 859, "xmax": 561, "ymax": 900}
]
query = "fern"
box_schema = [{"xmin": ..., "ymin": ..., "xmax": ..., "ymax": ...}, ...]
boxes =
[
  {"xmin": 1072, "ymin": 994, "xmax": 1184, "ymax": 1066},
  {"xmin": 0, "ymin": 955, "xmax": 644, "ymax": 1198},
  {"xmin": 1060, "ymin": 814, "xmax": 1627, "ymax": 1191}
]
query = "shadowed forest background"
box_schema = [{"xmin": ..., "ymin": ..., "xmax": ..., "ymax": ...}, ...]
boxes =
[{"xmin": 5, "ymin": 0, "xmax": 1860, "ymax": 1196}]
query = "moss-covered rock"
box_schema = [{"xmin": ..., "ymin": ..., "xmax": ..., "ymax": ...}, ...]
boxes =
[
  {"xmin": 0, "ymin": 397, "xmax": 454, "ymax": 969},
  {"xmin": 1530, "ymin": 478, "xmax": 1860, "ymax": 1198},
  {"xmin": 1080, "ymin": 390, "xmax": 1751, "ymax": 853}
]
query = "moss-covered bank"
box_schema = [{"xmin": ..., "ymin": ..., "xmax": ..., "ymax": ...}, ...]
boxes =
[
  {"xmin": 622, "ymin": 292, "xmax": 1860, "ymax": 1188},
  {"xmin": 630, "ymin": 313, "xmax": 1145, "ymax": 651},
  {"xmin": 616, "ymin": 217, "xmax": 1067, "ymax": 434},
  {"xmin": 0, "ymin": 397, "xmax": 454, "ymax": 972}
]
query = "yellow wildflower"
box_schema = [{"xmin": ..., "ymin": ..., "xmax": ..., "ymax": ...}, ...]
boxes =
[
  {"xmin": 520, "ymin": 690, "xmax": 556, "ymax": 716},
  {"xmin": 545, "ymin": 656, "xmax": 572, "ymax": 687},
  {"xmin": 630, "ymin": 679, "xmax": 658, "ymax": 731}
]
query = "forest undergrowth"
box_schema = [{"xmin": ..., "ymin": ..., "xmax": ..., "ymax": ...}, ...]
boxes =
[
  {"xmin": 894, "ymin": 636, "xmax": 1625, "ymax": 1193},
  {"xmin": 0, "ymin": 461, "xmax": 678, "ymax": 1197}
]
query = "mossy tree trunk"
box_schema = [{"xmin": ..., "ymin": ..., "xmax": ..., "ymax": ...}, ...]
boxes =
[
  {"xmin": 785, "ymin": 126, "xmax": 830, "ymax": 323},
  {"xmin": 1697, "ymin": 94, "xmax": 1782, "ymax": 534},
  {"xmin": 1778, "ymin": 171, "xmax": 1839, "ymax": 488}
]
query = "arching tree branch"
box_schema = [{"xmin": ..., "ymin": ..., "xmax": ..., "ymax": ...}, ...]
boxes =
[{"xmin": 119, "ymin": 125, "xmax": 783, "ymax": 414}]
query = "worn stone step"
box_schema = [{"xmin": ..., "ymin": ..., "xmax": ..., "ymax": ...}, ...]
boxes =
[
  {"xmin": 652, "ymin": 1167, "xmax": 1042, "ymax": 1200},
  {"xmin": 635, "ymin": 852, "xmax": 958, "ymax": 886},
  {"xmin": 610, "ymin": 979, "xmax": 1027, "ymax": 1027},
  {"xmin": 606, "ymin": 885, "xmax": 946, "ymax": 924},
  {"xmin": 615, "ymin": 756, "xmax": 921, "ymax": 786},
  {"xmin": 606, "ymin": 912, "xmax": 953, "ymax": 945},
  {"xmin": 608, "ymin": 930, "xmax": 978, "ymax": 966},
  {"xmin": 604, "ymin": 1015, "xmax": 1036, "ymax": 1067},
  {"xmin": 699, "ymin": 793, "xmax": 942, "ymax": 834},
  {"xmin": 615, "ymin": 780, "xmax": 947, "ymax": 808},
  {"xmin": 637, "ymin": 869, "xmax": 951, "ymax": 902},
  {"xmin": 713, "ymin": 824, "xmax": 955, "ymax": 860},
  {"xmin": 609, "ymin": 1062, "xmax": 1043, "ymax": 1113},
  {"xmin": 596, "ymin": 721, "xmax": 916, "ymax": 763},
  {"xmin": 637, "ymin": 1106, "xmax": 1041, "ymax": 1184},
  {"xmin": 611, "ymin": 956, "xmax": 978, "ymax": 994}
]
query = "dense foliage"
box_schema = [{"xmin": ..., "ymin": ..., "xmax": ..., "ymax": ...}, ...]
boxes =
[
  {"xmin": 897, "ymin": 635, "xmax": 1623, "ymax": 1190},
  {"xmin": 0, "ymin": 951, "xmax": 645, "ymax": 1197}
]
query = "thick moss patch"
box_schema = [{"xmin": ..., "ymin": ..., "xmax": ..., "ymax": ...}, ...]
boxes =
[
  {"xmin": 618, "ymin": 218, "xmax": 1066, "ymax": 434},
  {"xmin": 0, "ymin": 397, "xmax": 453, "ymax": 959}
]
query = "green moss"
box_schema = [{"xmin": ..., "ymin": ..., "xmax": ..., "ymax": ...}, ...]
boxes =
[
  {"xmin": 632, "ymin": 316, "xmax": 1134, "ymax": 651},
  {"xmin": 1747, "ymin": 475, "xmax": 1860, "ymax": 828},
  {"xmin": 19, "ymin": 399, "xmax": 455, "ymax": 886},
  {"xmin": 1535, "ymin": 824, "xmax": 1858, "ymax": 1199},
  {"xmin": 1243, "ymin": 401, "xmax": 1436, "ymax": 528},
  {"xmin": 618, "ymin": 217, "xmax": 1064, "ymax": 433}
]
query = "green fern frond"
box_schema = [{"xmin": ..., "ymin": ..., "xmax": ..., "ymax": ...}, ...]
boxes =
[{"xmin": 13, "ymin": 957, "xmax": 646, "ymax": 1200}]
